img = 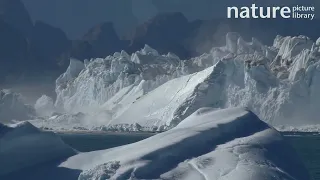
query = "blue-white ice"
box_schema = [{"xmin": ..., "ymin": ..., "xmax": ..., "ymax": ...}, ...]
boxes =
[
  {"xmin": 24, "ymin": 34, "xmax": 320, "ymax": 132},
  {"xmin": 0, "ymin": 108, "xmax": 311, "ymax": 180}
]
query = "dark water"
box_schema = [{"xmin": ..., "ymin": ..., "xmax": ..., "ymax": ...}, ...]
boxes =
[
  {"xmin": 59, "ymin": 132, "xmax": 320, "ymax": 180},
  {"xmin": 284, "ymin": 133, "xmax": 320, "ymax": 180},
  {"xmin": 59, "ymin": 133, "xmax": 154, "ymax": 152}
]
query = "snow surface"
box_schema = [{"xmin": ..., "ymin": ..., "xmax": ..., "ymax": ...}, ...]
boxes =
[
  {"xmin": 0, "ymin": 121, "xmax": 76, "ymax": 176},
  {"xmin": 101, "ymin": 62, "xmax": 226, "ymax": 130},
  {"xmin": 56, "ymin": 108, "xmax": 310, "ymax": 180},
  {"xmin": 2, "ymin": 108, "xmax": 310, "ymax": 179},
  {"xmin": 30, "ymin": 33, "xmax": 320, "ymax": 131},
  {"xmin": 278, "ymin": 124, "xmax": 320, "ymax": 132},
  {"xmin": 29, "ymin": 112, "xmax": 88, "ymax": 131},
  {"xmin": 0, "ymin": 89, "xmax": 35, "ymax": 123}
]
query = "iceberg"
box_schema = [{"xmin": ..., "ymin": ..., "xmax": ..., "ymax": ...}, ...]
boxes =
[
  {"xmin": 0, "ymin": 89, "xmax": 35, "ymax": 123},
  {"xmin": 34, "ymin": 33, "xmax": 320, "ymax": 131},
  {"xmin": 29, "ymin": 112, "xmax": 87, "ymax": 131},
  {"xmin": 55, "ymin": 46, "xmax": 187, "ymax": 114},
  {"xmin": 2, "ymin": 108, "xmax": 310, "ymax": 180},
  {"xmin": 59, "ymin": 108, "xmax": 310, "ymax": 180},
  {"xmin": 103, "ymin": 60, "xmax": 229, "ymax": 130}
]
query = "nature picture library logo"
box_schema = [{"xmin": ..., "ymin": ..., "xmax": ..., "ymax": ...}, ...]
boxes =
[{"xmin": 227, "ymin": 4, "xmax": 316, "ymax": 20}]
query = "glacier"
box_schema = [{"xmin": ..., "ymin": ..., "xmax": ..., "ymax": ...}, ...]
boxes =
[
  {"xmin": 29, "ymin": 33, "xmax": 320, "ymax": 131},
  {"xmin": 0, "ymin": 108, "xmax": 311, "ymax": 180}
]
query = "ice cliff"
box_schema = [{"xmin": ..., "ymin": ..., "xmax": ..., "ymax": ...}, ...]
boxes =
[
  {"xmin": 55, "ymin": 47, "xmax": 188, "ymax": 114},
  {"xmin": 35, "ymin": 33, "xmax": 320, "ymax": 131}
]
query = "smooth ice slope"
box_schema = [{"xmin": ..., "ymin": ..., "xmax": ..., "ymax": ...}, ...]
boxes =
[
  {"xmin": 103, "ymin": 60, "xmax": 228, "ymax": 130},
  {"xmin": 0, "ymin": 122, "xmax": 76, "ymax": 176},
  {"xmin": 60, "ymin": 108, "xmax": 310, "ymax": 180}
]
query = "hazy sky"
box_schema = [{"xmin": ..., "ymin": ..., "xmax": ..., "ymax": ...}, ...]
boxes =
[
  {"xmin": 20, "ymin": 0, "xmax": 232, "ymax": 39},
  {"xmin": 21, "ymin": 0, "xmax": 319, "ymax": 39}
]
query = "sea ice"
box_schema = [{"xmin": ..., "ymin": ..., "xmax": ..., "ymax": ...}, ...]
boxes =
[{"xmin": 59, "ymin": 108, "xmax": 310, "ymax": 180}]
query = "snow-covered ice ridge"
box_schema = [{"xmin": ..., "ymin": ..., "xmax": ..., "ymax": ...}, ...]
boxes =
[
  {"xmin": 55, "ymin": 47, "xmax": 189, "ymax": 114},
  {"xmin": 33, "ymin": 33, "xmax": 320, "ymax": 131},
  {"xmin": 1, "ymin": 108, "xmax": 311, "ymax": 180}
]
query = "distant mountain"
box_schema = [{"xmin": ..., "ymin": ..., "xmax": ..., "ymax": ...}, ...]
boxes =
[
  {"xmin": 20, "ymin": 0, "xmax": 320, "ymax": 40},
  {"xmin": 29, "ymin": 21, "xmax": 71, "ymax": 71},
  {"xmin": 1, "ymin": 0, "xmax": 320, "ymax": 83},
  {"xmin": 0, "ymin": 19, "xmax": 28, "ymax": 82},
  {"xmin": 21, "ymin": 0, "xmax": 140, "ymax": 39},
  {"xmin": 70, "ymin": 12, "xmax": 196, "ymax": 60},
  {"xmin": 70, "ymin": 22, "xmax": 127, "ymax": 60},
  {"xmin": 127, "ymin": 14, "xmax": 320, "ymax": 58},
  {"xmin": 128, "ymin": 12, "xmax": 191, "ymax": 59},
  {"xmin": 35, "ymin": 13, "xmax": 320, "ymax": 64},
  {"xmin": 0, "ymin": 0, "xmax": 33, "ymax": 37},
  {"xmin": 0, "ymin": 0, "xmax": 71, "ymax": 82},
  {"xmin": 82, "ymin": 22, "xmax": 126, "ymax": 58}
]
